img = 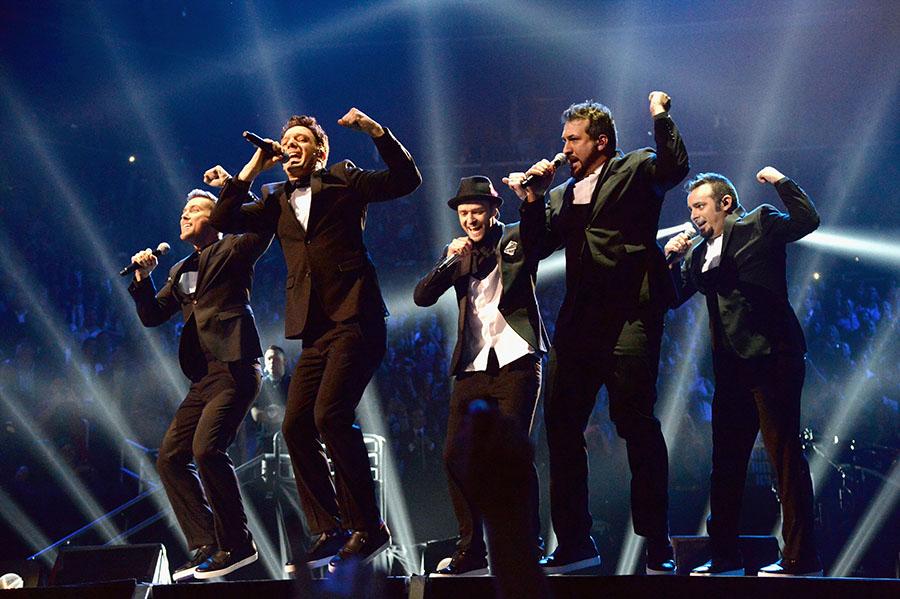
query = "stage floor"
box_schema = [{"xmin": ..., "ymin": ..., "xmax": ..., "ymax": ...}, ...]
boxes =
[{"xmin": 11, "ymin": 574, "xmax": 899, "ymax": 599}]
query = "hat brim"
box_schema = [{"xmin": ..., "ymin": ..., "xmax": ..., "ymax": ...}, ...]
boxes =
[{"xmin": 447, "ymin": 194, "xmax": 503, "ymax": 209}]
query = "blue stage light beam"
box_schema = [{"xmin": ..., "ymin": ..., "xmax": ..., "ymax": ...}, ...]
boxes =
[
  {"xmin": 0, "ymin": 488, "xmax": 53, "ymax": 565},
  {"xmin": 830, "ymin": 460, "xmax": 900, "ymax": 577},
  {"xmin": 796, "ymin": 229, "xmax": 900, "ymax": 267},
  {"xmin": 0, "ymin": 227, "xmax": 186, "ymax": 551},
  {"xmin": 808, "ymin": 309, "xmax": 898, "ymax": 497},
  {"xmin": 358, "ymin": 388, "xmax": 419, "ymax": 574},
  {"xmin": 0, "ymin": 76, "xmax": 188, "ymax": 408},
  {"xmin": 0, "ymin": 390, "xmax": 120, "ymax": 542}
]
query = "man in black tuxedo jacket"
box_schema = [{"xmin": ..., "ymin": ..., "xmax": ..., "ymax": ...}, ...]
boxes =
[
  {"xmin": 414, "ymin": 176, "xmax": 549, "ymax": 576},
  {"xmin": 128, "ymin": 189, "xmax": 271, "ymax": 581},
  {"xmin": 665, "ymin": 167, "xmax": 821, "ymax": 577},
  {"xmin": 204, "ymin": 108, "xmax": 421, "ymax": 572},
  {"xmin": 506, "ymin": 92, "xmax": 689, "ymax": 574}
]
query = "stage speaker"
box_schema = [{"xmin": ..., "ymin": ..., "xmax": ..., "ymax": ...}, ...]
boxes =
[
  {"xmin": 671, "ymin": 535, "xmax": 779, "ymax": 575},
  {"xmin": 49, "ymin": 543, "xmax": 170, "ymax": 586}
]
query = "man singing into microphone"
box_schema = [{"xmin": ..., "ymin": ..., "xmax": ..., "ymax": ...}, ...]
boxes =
[
  {"xmin": 505, "ymin": 92, "xmax": 689, "ymax": 574},
  {"xmin": 128, "ymin": 189, "xmax": 271, "ymax": 581},
  {"xmin": 665, "ymin": 168, "xmax": 821, "ymax": 577},
  {"xmin": 413, "ymin": 176, "xmax": 549, "ymax": 576},
  {"xmin": 204, "ymin": 108, "xmax": 421, "ymax": 572}
]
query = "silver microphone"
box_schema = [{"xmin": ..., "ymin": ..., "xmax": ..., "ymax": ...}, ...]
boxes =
[{"xmin": 520, "ymin": 152, "xmax": 567, "ymax": 188}]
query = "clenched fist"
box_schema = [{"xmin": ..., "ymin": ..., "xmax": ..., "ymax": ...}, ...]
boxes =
[
  {"xmin": 203, "ymin": 165, "xmax": 231, "ymax": 188},
  {"xmin": 130, "ymin": 248, "xmax": 158, "ymax": 281},
  {"xmin": 337, "ymin": 107, "xmax": 384, "ymax": 138},
  {"xmin": 756, "ymin": 166, "xmax": 786, "ymax": 185},
  {"xmin": 648, "ymin": 91, "xmax": 672, "ymax": 117}
]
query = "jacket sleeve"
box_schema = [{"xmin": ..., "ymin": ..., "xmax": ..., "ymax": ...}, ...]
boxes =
[
  {"xmin": 760, "ymin": 177, "xmax": 821, "ymax": 243},
  {"xmin": 669, "ymin": 257, "xmax": 698, "ymax": 309},
  {"xmin": 413, "ymin": 248, "xmax": 456, "ymax": 307},
  {"xmin": 342, "ymin": 128, "xmax": 422, "ymax": 203},
  {"xmin": 128, "ymin": 272, "xmax": 180, "ymax": 327},
  {"xmin": 642, "ymin": 112, "xmax": 690, "ymax": 192},
  {"xmin": 519, "ymin": 191, "xmax": 564, "ymax": 261},
  {"xmin": 209, "ymin": 177, "xmax": 275, "ymax": 236}
]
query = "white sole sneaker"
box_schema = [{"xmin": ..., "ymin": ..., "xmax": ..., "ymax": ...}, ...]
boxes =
[
  {"xmin": 689, "ymin": 567, "xmax": 744, "ymax": 576},
  {"xmin": 542, "ymin": 555, "xmax": 601, "ymax": 575},
  {"xmin": 194, "ymin": 551, "xmax": 259, "ymax": 579}
]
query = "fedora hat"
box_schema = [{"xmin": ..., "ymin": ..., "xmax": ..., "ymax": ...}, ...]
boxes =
[{"xmin": 447, "ymin": 175, "xmax": 503, "ymax": 209}]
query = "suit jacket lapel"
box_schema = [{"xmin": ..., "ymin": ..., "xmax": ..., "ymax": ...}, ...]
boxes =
[
  {"xmin": 306, "ymin": 172, "xmax": 324, "ymax": 235},
  {"xmin": 721, "ymin": 208, "xmax": 745, "ymax": 257},
  {"xmin": 193, "ymin": 243, "xmax": 214, "ymax": 297},
  {"xmin": 589, "ymin": 152, "xmax": 621, "ymax": 221}
]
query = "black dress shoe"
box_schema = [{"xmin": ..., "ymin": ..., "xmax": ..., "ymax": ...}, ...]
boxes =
[
  {"xmin": 172, "ymin": 544, "xmax": 216, "ymax": 582},
  {"xmin": 194, "ymin": 541, "xmax": 258, "ymax": 579},
  {"xmin": 431, "ymin": 550, "xmax": 489, "ymax": 577},
  {"xmin": 690, "ymin": 555, "xmax": 744, "ymax": 576},
  {"xmin": 758, "ymin": 558, "xmax": 823, "ymax": 577},
  {"xmin": 327, "ymin": 524, "xmax": 391, "ymax": 572},
  {"xmin": 539, "ymin": 540, "xmax": 601, "ymax": 574},
  {"xmin": 645, "ymin": 540, "xmax": 675, "ymax": 575},
  {"xmin": 290, "ymin": 529, "xmax": 351, "ymax": 570}
]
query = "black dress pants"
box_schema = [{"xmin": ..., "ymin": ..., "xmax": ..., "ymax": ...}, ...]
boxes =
[
  {"xmin": 444, "ymin": 353, "xmax": 542, "ymax": 556},
  {"xmin": 156, "ymin": 358, "xmax": 261, "ymax": 551},
  {"xmin": 707, "ymin": 351, "xmax": 817, "ymax": 562},
  {"xmin": 281, "ymin": 316, "xmax": 387, "ymax": 535},
  {"xmin": 545, "ymin": 313, "xmax": 670, "ymax": 550}
]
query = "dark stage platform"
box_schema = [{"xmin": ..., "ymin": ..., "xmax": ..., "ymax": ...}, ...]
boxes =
[{"xmin": 9, "ymin": 574, "xmax": 898, "ymax": 599}]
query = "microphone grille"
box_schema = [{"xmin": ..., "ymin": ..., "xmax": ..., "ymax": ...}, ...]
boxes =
[
  {"xmin": 552, "ymin": 152, "xmax": 567, "ymax": 166},
  {"xmin": 156, "ymin": 242, "xmax": 171, "ymax": 255}
]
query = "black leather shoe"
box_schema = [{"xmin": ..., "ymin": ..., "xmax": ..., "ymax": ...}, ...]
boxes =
[
  {"xmin": 539, "ymin": 540, "xmax": 601, "ymax": 574},
  {"xmin": 758, "ymin": 558, "xmax": 823, "ymax": 577},
  {"xmin": 327, "ymin": 524, "xmax": 391, "ymax": 572},
  {"xmin": 431, "ymin": 550, "xmax": 489, "ymax": 576},
  {"xmin": 645, "ymin": 540, "xmax": 675, "ymax": 575},
  {"xmin": 293, "ymin": 529, "xmax": 351, "ymax": 570},
  {"xmin": 690, "ymin": 555, "xmax": 744, "ymax": 576},
  {"xmin": 172, "ymin": 544, "xmax": 216, "ymax": 582},
  {"xmin": 194, "ymin": 541, "xmax": 258, "ymax": 579}
]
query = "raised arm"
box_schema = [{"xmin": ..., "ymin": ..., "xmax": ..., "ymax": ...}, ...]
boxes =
[
  {"xmin": 755, "ymin": 166, "xmax": 820, "ymax": 242},
  {"xmin": 642, "ymin": 91, "xmax": 690, "ymax": 191},
  {"xmin": 337, "ymin": 108, "xmax": 422, "ymax": 203}
]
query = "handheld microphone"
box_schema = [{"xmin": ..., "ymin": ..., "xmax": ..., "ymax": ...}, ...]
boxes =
[
  {"xmin": 242, "ymin": 131, "xmax": 289, "ymax": 162},
  {"xmin": 119, "ymin": 242, "xmax": 170, "ymax": 276},
  {"xmin": 664, "ymin": 223, "xmax": 699, "ymax": 265},
  {"xmin": 520, "ymin": 153, "xmax": 567, "ymax": 188},
  {"xmin": 436, "ymin": 252, "xmax": 461, "ymax": 272}
]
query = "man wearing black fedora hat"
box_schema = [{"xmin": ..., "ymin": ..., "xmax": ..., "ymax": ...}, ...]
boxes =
[{"xmin": 414, "ymin": 175, "xmax": 550, "ymax": 576}]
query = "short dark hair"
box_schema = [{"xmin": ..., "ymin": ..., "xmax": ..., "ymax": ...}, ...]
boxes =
[
  {"xmin": 281, "ymin": 115, "xmax": 329, "ymax": 167},
  {"xmin": 265, "ymin": 345, "xmax": 285, "ymax": 357},
  {"xmin": 686, "ymin": 172, "xmax": 743, "ymax": 213},
  {"xmin": 561, "ymin": 100, "xmax": 617, "ymax": 157},
  {"xmin": 186, "ymin": 189, "xmax": 217, "ymax": 204}
]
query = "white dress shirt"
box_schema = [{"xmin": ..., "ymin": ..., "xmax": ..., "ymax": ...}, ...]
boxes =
[
  {"xmin": 702, "ymin": 234, "xmax": 724, "ymax": 272},
  {"xmin": 289, "ymin": 184, "xmax": 313, "ymax": 231},
  {"xmin": 462, "ymin": 262, "xmax": 534, "ymax": 372}
]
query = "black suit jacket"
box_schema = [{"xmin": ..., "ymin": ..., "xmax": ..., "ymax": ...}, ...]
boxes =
[
  {"xmin": 522, "ymin": 112, "xmax": 690, "ymax": 349},
  {"xmin": 212, "ymin": 128, "xmax": 421, "ymax": 339},
  {"xmin": 129, "ymin": 232, "xmax": 272, "ymax": 378},
  {"xmin": 413, "ymin": 222, "xmax": 549, "ymax": 376},
  {"xmin": 672, "ymin": 177, "xmax": 820, "ymax": 358}
]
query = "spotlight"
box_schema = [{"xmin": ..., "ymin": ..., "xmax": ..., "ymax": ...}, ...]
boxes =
[
  {"xmin": 128, "ymin": 155, "xmax": 136, "ymax": 163},
  {"xmin": 813, "ymin": 272, "xmax": 820, "ymax": 280}
]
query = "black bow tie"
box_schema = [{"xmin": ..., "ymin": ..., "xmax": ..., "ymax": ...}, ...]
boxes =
[
  {"xmin": 462, "ymin": 224, "xmax": 502, "ymax": 280},
  {"xmin": 284, "ymin": 174, "xmax": 312, "ymax": 195}
]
